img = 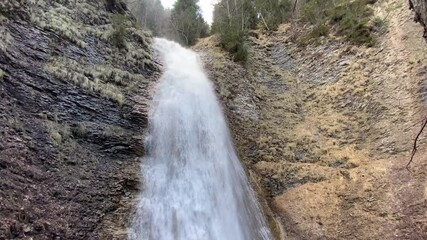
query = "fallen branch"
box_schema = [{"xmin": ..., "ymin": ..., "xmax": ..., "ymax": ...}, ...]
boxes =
[
  {"xmin": 406, "ymin": 117, "xmax": 427, "ymax": 170},
  {"xmin": 259, "ymin": 13, "xmax": 270, "ymax": 31},
  {"xmin": 403, "ymin": 116, "xmax": 427, "ymax": 132}
]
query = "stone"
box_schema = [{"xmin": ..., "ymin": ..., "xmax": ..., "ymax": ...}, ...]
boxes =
[{"xmin": 339, "ymin": 60, "xmax": 349, "ymax": 66}]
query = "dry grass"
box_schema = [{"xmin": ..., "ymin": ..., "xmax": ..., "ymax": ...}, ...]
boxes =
[
  {"xmin": 31, "ymin": 2, "xmax": 87, "ymax": 48},
  {"xmin": 0, "ymin": 26, "xmax": 12, "ymax": 50},
  {"xmin": 44, "ymin": 56, "xmax": 150, "ymax": 105},
  {"xmin": 28, "ymin": 0, "xmax": 153, "ymax": 68},
  {"xmin": 29, "ymin": 0, "xmax": 110, "ymax": 48},
  {"xmin": 6, "ymin": 114, "xmax": 25, "ymax": 132},
  {"xmin": 103, "ymin": 125, "xmax": 128, "ymax": 138},
  {"xmin": 73, "ymin": 122, "xmax": 88, "ymax": 137},
  {"xmin": 45, "ymin": 120, "xmax": 72, "ymax": 147},
  {"xmin": 198, "ymin": 0, "xmax": 427, "ymax": 237},
  {"xmin": 45, "ymin": 62, "xmax": 125, "ymax": 105},
  {"xmin": 28, "ymin": 0, "xmax": 154, "ymax": 107}
]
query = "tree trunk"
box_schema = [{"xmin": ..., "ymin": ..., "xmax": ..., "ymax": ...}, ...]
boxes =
[{"xmin": 226, "ymin": 0, "xmax": 231, "ymax": 26}]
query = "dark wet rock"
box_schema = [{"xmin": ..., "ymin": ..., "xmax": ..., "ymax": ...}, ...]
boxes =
[
  {"xmin": 105, "ymin": 0, "xmax": 128, "ymax": 14},
  {"xmin": 411, "ymin": 0, "xmax": 427, "ymax": 38},
  {"xmin": 0, "ymin": 1, "xmax": 159, "ymax": 239},
  {"xmin": 294, "ymin": 151, "xmax": 305, "ymax": 161},
  {"xmin": 269, "ymin": 44, "xmax": 294, "ymax": 72}
]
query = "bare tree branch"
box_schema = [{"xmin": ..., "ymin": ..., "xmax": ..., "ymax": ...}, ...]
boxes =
[
  {"xmin": 406, "ymin": 117, "xmax": 427, "ymax": 170},
  {"xmin": 259, "ymin": 12, "xmax": 269, "ymax": 30}
]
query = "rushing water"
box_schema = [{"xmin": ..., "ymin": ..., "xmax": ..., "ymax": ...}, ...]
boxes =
[{"xmin": 128, "ymin": 38, "xmax": 272, "ymax": 240}]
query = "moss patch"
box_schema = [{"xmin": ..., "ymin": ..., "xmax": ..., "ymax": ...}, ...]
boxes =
[
  {"xmin": 44, "ymin": 57, "xmax": 149, "ymax": 105},
  {"xmin": 0, "ymin": 26, "xmax": 12, "ymax": 50}
]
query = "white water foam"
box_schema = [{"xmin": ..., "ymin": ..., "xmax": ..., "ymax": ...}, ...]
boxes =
[{"xmin": 128, "ymin": 38, "xmax": 272, "ymax": 240}]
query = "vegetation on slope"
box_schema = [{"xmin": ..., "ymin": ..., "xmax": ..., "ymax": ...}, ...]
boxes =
[
  {"xmin": 24, "ymin": 0, "xmax": 153, "ymax": 106},
  {"xmin": 211, "ymin": 0, "xmax": 293, "ymax": 61},
  {"xmin": 300, "ymin": 0, "xmax": 381, "ymax": 46},
  {"xmin": 0, "ymin": 0, "xmax": 156, "ymax": 238},
  {"xmin": 210, "ymin": 0, "xmax": 386, "ymax": 61},
  {"xmin": 195, "ymin": 0, "xmax": 427, "ymax": 236},
  {"xmin": 125, "ymin": 0, "xmax": 384, "ymax": 61}
]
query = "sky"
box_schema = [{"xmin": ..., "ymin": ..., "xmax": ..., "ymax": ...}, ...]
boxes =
[{"xmin": 160, "ymin": 0, "xmax": 218, "ymax": 24}]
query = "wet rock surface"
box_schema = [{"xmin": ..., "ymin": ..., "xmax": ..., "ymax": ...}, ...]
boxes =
[{"xmin": 0, "ymin": 1, "xmax": 159, "ymax": 239}]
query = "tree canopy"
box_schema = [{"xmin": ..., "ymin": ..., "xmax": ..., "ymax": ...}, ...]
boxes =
[
  {"xmin": 127, "ymin": 0, "xmax": 208, "ymax": 46},
  {"xmin": 170, "ymin": 0, "xmax": 209, "ymax": 45},
  {"xmin": 211, "ymin": 0, "xmax": 293, "ymax": 61},
  {"xmin": 127, "ymin": 0, "xmax": 295, "ymax": 58}
]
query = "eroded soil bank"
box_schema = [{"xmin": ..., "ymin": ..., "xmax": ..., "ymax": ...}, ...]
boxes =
[{"xmin": 195, "ymin": 0, "xmax": 427, "ymax": 238}]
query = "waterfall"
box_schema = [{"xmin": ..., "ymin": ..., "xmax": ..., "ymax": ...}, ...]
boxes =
[{"xmin": 128, "ymin": 38, "xmax": 272, "ymax": 240}]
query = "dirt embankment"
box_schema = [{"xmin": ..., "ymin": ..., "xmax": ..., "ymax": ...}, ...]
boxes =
[
  {"xmin": 195, "ymin": 0, "xmax": 427, "ymax": 239},
  {"xmin": 0, "ymin": 0, "xmax": 158, "ymax": 239}
]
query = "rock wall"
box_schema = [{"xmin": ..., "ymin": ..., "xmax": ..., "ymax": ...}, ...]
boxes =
[
  {"xmin": 1, "ymin": 0, "xmax": 426, "ymax": 239},
  {"xmin": 411, "ymin": 0, "xmax": 427, "ymax": 37},
  {"xmin": 195, "ymin": 0, "xmax": 427, "ymax": 239},
  {"xmin": 0, "ymin": 0, "xmax": 158, "ymax": 239}
]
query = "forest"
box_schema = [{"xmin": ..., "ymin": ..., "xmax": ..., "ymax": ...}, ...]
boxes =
[{"xmin": 127, "ymin": 0, "xmax": 382, "ymax": 61}]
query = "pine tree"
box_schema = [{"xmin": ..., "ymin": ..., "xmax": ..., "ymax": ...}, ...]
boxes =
[
  {"xmin": 170, "ymin": 0, "xmax": 208, "ymax": 46},
  {"xmin": 211, "ymin": 0, "xmax": 294, "ymax": 61},
  {"xmin": 127, "ymin": 0, "xmax": 167, "ymax": 36},
  {"xmin": 211, "ymin": 0, "xmax": 257, "ymax": 61},
  {"xmin": 255, "ymin": 0, "xmax": 292, "ymax": 30}
]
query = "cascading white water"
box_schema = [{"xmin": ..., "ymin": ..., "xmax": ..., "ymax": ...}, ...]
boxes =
[{"xmin": 128, "ymin": 38, "xmax": 272, "ymax": 240}]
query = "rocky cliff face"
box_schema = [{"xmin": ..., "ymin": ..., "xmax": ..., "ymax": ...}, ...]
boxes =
[
  {"xmin": 411, "ymin": 0, "xmax": 427, "ymax": 37},
  {"xmin": 2, "ymin": 0, "xmax": 426, "ymax": 239},
  {"xmin": 0, "ymin": 0, "xmax": 158, "ymax": 239},
  {"xmin": 195, "ymin": 0, "xmax": 427, "ymax": 239}
]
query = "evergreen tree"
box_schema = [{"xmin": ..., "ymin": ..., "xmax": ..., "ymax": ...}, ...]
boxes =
[
  {"xmin": 211, "ymin": 0, "xmax": 257, "ymax": 61},
  {"xmin": 212, "ymin": 0, "xmax": 294, "ymax": 61},
  {"xmin": 127, "ymin": 0, "xmax": 168, "ymax": 36},
  {"xmin": 255, "ymin": 0, "xmax": 292, "ymax": 30},
  {"xmin": 170, "ymin": 0, "xmax": 208, "ymax": 46}
]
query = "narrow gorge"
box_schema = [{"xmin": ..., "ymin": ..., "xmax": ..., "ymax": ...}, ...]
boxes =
[{"xmin": 0, "ymin": 0, "xmax": 426, "ymax": 239}]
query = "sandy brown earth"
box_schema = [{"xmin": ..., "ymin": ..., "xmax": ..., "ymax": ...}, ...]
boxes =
[{"xmin": 195, "ymin": 0, "xmax": 427, "ymax": 239}]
